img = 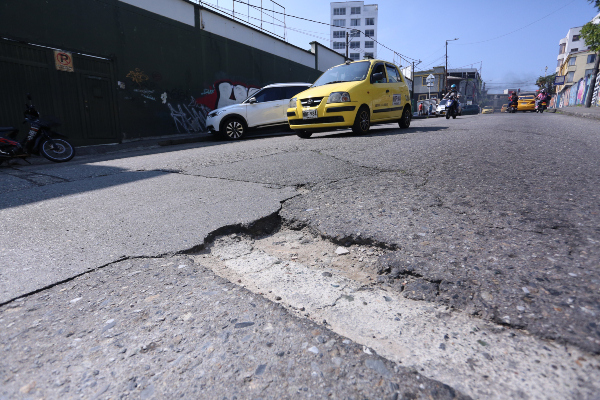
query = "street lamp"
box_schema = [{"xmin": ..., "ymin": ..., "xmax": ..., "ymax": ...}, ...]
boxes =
[{"xmin": 445, "ymin": 38, "xmax": 458, "ymax": 92}]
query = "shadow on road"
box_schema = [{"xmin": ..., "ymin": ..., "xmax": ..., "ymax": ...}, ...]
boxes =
[
  {"xmin": 0, "ymin": 166, "xmax": 170, "ymax": 210},
  {"xmin": 306, "ymin": 125, "xmax": 449, "ymax": 139}
]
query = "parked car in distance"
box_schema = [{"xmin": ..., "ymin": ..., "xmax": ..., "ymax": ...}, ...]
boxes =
[
  {"xmin": 287, "ymin": 59, "xmax": 412, "ymax": 138},
  {"xmin": 517, "ymin": 95, "xmax": 536, "ymax": 112},
  {"xmin": 482, "ymin": 106, "xmax": 494, "ymax": 114},
  {"xmin": 501, "ymin": 104, "xmax": 508, "ymax": 113},
  {"xmin": 461, "ymin": 104, "xmax": 480, "ymax": 115},
  {"xmin": 436, "ymin": 98, "xmax": 462, "ymax": 116},
  {"xmin": 206, "ymin": 83, "xmax": 312, "ymax": 140}
]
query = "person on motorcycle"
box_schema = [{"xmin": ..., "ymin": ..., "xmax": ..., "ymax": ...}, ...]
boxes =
[
  {"xmin": 536, "ymin": 89, "xmax": 551, "ymax": 109},
  {"xmin": 443, "ymin": 84, "xmax": 459, "ymax": 100},
  {"xmin": 508, "ymin": 91, "xmax": 519, "ymax": 110},
  {"xmin": 443, "ymin": 84, "xmax": 460, "ymax": 114}
]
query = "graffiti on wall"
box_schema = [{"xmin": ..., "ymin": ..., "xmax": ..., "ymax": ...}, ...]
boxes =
[
  {"xmin": 195, "ymin": 80, "xmax": 260, "ymax": 110},
  {"xmin": 167, "ymin": 96, "xmax": 211, "ymax": 134},
  {"xmin": 126, "ymin": 68, "xmax": 149, "ymax": 87},
  {"xmin": 554, "ymin": 74, "xmax": 600, "ymax": 108},
  {"xmin": 121, "ymin": 70, "xmax": 262, "ymax": 133}
]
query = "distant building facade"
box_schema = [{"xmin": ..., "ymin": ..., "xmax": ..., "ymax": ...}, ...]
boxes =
[
  {"xmin": 412, "ymin": 66, "xmax": 446, "ymax": 102},
  {"xmin": 556, "ymin": 12, "xmax": 600, "ymax": 73},
  {"xmin": 556, "ymin": 49, "xmax": 597, "ymax": 92},
  {"xmin": 447, "ymin": 68, "xmax": 482, "ymax": 104},
  {"xmin": 330, "ymin": 1, "xmax": 378, "ymax": 61}
]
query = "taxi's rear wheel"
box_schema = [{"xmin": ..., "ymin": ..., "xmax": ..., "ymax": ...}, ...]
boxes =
[
  {"xmin": 352, "ymin": 106, "xmax": 370, "ymax": 134},
  {"xmin": 221, "ymin": 117, "xmax": 246, "ymax": 140},
  {"xmin": 398, "ymin": 107, "xmax": 411, "ymax": 129}
]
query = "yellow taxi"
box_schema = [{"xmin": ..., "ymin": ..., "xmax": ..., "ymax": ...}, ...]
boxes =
[
  {"xmin": 500, "ymin": 104, "xmax": 508, "ymax": 113},
  {"xmin": 287, "ymin": 59, "xmax": 412, "ymax": 138},
  {"xmin": 517, "ymin": 95, "xmax": 536, "ymax": 112},
  {"xmin": 482, "ymin": 106, "xmax": 494, "ymax": 114}
]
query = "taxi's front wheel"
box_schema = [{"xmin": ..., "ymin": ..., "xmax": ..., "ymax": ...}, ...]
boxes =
[
  {"xmin": 398, "ymin": 107, "xmax": 411, "ymax": 129},
  {"xmin": 352, "ymin": 106, "xmax": 370, "ymax": 134}
]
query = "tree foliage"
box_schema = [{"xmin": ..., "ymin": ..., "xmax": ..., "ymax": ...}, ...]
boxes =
[
  {"xmin": 581, "ymin": 22, "xmax": 600, "ymax": 52},
  {"xmin": 589, "ymin": 0, "xmax": 600, "ymax": 11},
  {"xmin": 536, "ymin": 74, "xmax": 557, "ymax": 94}
]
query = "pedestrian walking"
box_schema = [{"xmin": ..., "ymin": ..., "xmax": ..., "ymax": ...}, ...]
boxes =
[
  {"xmin": 429, "ymin": 103, "xmax": 433, "ymax": 115},
  {"xmin": 418, "ymin": 102, "xmax": 423, "ymax": 116}
]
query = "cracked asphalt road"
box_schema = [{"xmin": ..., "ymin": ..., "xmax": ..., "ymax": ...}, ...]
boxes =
[{"xmin": 1, "ymin": 112, "xmax": 599, "ymax": 398}]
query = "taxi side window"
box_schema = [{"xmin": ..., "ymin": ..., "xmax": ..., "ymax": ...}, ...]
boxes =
[
  {"xmin": 385, "ymin": 65, "xmax": 401, "ymax": 83},
  {"xmin": 370, "ymin": 63, "xmax": 387, "ymax": 84}
]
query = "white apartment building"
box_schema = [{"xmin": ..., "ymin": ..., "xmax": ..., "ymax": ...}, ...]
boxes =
[
  {"xmin": 556, "ymin": 12, "xmax": 600, "ymax": 73},
  {"xmin": 330, "ymin": 1, "xmax": 378, "ymax": 61}
]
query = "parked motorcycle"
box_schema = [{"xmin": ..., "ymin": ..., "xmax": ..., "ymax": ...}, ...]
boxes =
[
  {"xmin": 0, "ymin": 95, "xmax": 75, "ymax": 164},
  {"xmin": 445, "ymin": 96, "xmax": 458, "ymax": 119}
]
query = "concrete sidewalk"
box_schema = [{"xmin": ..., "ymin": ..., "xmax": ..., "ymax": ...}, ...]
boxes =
[
  {"xmin": 75, "ymin": 132, "xmax": 214, "ymax": 157},
  {"xmin": 553, "ymin": 106, "xmax": 600, "ymax": 121}
]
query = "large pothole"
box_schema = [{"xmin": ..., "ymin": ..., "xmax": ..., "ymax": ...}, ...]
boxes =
[{"xmin": 193, "ymin": 227, "xmax": 600, "ymax": 400}]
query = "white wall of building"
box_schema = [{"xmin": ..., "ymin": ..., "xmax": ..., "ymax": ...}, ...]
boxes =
[
  {"xmin": 311, "ymin": 42, "xmax": 346, "ymax": 71},
  {"xmin": 330, "ymin": 1, "xmax": 378, "ymax": 60},
  {"xmin": 200, "ymin": 11, "xmax": 315, "ymax": 69},
  {"xmin": 119, "ymin": 0, "xmax": 195, "ymax": 26},
  {"xmin": 119, "ymin": 0, "xmax": 324, "ymax": 71}
]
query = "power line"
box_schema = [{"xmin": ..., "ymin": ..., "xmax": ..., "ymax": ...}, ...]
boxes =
[
  {"xmin": 203, "ymin": 2, "xmax": 377, "ymax": 60},
  {"xmin": 218, "ymin": 0, "xmax": 420, "ymax": 64},
  {"xmin": 457, "ymin": 0, "xmax": 577, "ymax": 45}
]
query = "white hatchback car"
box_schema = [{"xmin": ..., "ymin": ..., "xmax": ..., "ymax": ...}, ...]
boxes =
[{"xmin": 206, "ymin": 83, "xmax": 312, "ymax": 140}]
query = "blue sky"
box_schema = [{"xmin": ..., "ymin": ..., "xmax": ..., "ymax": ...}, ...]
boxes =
[{"xmin": 209, "ymin": 0, "xmax": 599, "ymax": 93}]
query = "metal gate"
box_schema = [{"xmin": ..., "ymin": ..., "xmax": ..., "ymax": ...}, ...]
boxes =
[{"xmin": 0, "ymin": 38, "xmax": 120, "ymax": 147}]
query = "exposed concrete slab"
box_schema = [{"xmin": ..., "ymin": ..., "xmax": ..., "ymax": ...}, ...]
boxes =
[{"xmin": 198, "ymin": 230, "xmax": 600, "ymax": 399}]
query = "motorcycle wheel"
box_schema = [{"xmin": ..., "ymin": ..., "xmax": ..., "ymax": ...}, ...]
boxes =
[
  {"xmin": 40, "ymin": 138, "xmax": 75, "ymax": 162},
  {"xmin": 445, "ymin": 113, "xmax": 450, "ymax": 120},
  {"xmin": 540, "ymin": 108, "xmax": 544, "ymax": 114}
]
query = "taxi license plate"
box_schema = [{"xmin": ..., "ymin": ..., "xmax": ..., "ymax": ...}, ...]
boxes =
[{"xmin": 303, "ymin": 109, "xmax": 318, "ymax": 119}]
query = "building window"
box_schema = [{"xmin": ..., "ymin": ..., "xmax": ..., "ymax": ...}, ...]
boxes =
[
  {"xmin": 351, "ymin": 7, "xmax": 361, "ymax": 14},
  {"xmin": 573, "ymin": 35, "xmax": 580, "ymax": 41},
  {"xmin": 559, "ymin": 43, "xmax": 566, "ymax": 54},
  {"xmin": 350, "ymin": 29, "xmax": 360, "ymax": 37},
  {"xmin": 365, "ymin": 18, "xmax": 375, "ymax": 26},
  {"xmin": 350, "ymin": 18, "xmax": 360, "ymax": 26},
  {"xmin": 349, "ymin": 41, "xmax": 360, "ymax": 49},
  {"xmin": 333, "ymin": 19, "xmax": 346, "ymax": 27},
  {"xmin": 333, "ymin": 31, "xmax": 345, "ymax": 38},
  {"xmin": 566, "ymin": 71, "xmax": 575, "ymax": 83},
  {"xmin": 418, "ymin": 94, "xmax": 428, "ymax": 100},
  {"xmin": 585, "ymin": 69, "xmax": 594, "ymax": 77},
  {"xmin": 333, "ymin": 42, "xmax": 345, "ymax": 50},
  {"xmin": 571, "ymin": 48, "xmax": 578, "ymax": 52},
  {"xmin": 364, "ymin": 52, "xmax": 374, "ymax": 59},
  {"xmin": 422, "ymin": 76, "xmax": 428, "ymax": 85},
  {"xmin": 333, "ymin": 8, "xmax": 346, "ymax": 15},
  {"xmin": 365, "ymin": 41, "xmax": 374, "ymax": 48},
  {"xmin": 568, "ymin": 57, "xmax": 576, "ymax": 66},
  {"xmin": 588, "ymin": 54, "xmax": 597, "ymax": 64},
  {"xmin": 365, "ymin": 29, "xmax": 375, "ymax": 37},
  {"xmin": 349, "ymin": 53, "xmax": 360, "ymax": 61}
]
